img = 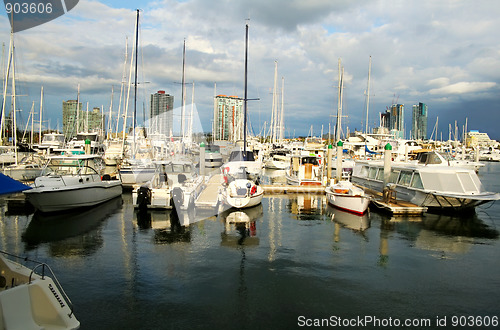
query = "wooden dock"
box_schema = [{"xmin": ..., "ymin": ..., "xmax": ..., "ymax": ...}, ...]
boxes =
[
  {"xmin": 356, "ymin": 185, "xmax": 427, "ymax": 216},
  {"xmin": 261, "ymin": 185, "xmax": 326, "ymax": 194},
  {"xmin": 195, "ymin": 174, "xmax": 222, "ymax": 209}
]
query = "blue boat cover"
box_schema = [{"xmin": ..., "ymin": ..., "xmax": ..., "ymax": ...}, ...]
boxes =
[{"xmin": 0, "ymin": 173, "xmax": 31, "ymax": 195}]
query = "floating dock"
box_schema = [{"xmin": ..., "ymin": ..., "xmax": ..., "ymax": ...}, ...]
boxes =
[
  {"xmin": 195, "ymin": 174, "xmax": 222, "ymax": 209},
  {"xmin": 357, "ymin": 185, "xmax": 427, "ymax": 216},
  {"xmin": 261, "ymin": 185, "xmax": 325, "ymax": 194}
]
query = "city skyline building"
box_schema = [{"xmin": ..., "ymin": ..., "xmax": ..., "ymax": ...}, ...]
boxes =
[
  {"xmin": 149, "ymin": 90, "xmax": 174, "ymax": 135},
  {"xmin": 412, "ymin": 102, "xmax": 428, "ymax": 140},
  {"xmin": 213, "ymin": 95, "xmax": 244, "ymax": 141},
  {"xmin": 380, "ymin": 104, "xmax": 404, "ymax": 138},
  {"xmin": 62, "ymin": 100, "xmax": 105, "ymax": 140}
]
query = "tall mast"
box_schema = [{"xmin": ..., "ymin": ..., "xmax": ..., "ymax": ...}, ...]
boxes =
[
  {"xmin": 243, "ymin": 22, "xmax": 249, "ymax": 153},
  {"xmin": 76, "ymin": 83, "xmax": 80, "ymax": 135},
  {"xmin": 39, "ymin": 86, "xmax": 43, "ymax": 142},
  {"xmin": 279, "ymin": 76, "xmax": 285, "ymax": 143},
  {"xmin": 1, "ymin": 27, "xmax": 13, "ymax": 145},
  {"xmin": 270, "ymin": 60, "xmax": 278, "ymax": 143},
  {"xmin": 11, "ymin": 34, "xmax": 17, "ymax": 164},
  {"xmin": 133, "ymin": 9, "xmax": 139, "ymax": 152},
  {"xmin": 108, "ymin": 86, "xmax": 113, "ymax": 139},
  {"xmin": 116, "ymin": 37, "xmax": 128, "ymax": 136},
  {"xmin": 335, "ymin": 58, "xmax": 343, "ymax": 142},
  {"xmin": 181, "ymin": 39, "xmax": 186, "ymax": 141},
  {"xmin": 365, "ymin": 56, "xmax": 371, "ymax": 134}
]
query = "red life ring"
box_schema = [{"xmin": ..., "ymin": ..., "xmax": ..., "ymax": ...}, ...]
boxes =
[{"xmin": 250, "ymin": 185, "xmax": 257, "ymax": 195}]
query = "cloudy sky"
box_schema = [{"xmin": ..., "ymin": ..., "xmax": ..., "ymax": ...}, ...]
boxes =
[{"xmin": 1, "ymin": 0, "xmax": 499, "ymax": 140}]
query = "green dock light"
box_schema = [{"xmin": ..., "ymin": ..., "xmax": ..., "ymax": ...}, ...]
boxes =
[
  {"xmin": 336, "ymin": 140, "xmax": 343, "ymax": 147},
  {"xmin": 384, "ymin": 143, "xmax": 392, "ymax": 150}
]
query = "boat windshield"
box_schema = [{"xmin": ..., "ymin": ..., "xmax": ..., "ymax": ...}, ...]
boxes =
[
  {"xmin": 43, "ymin": 158, "xmax": 99, "ymax": 175},
  {"xmin": 417, "ymin": 152, "xmax": 443, "ymax": 165},
  {"xmin": 301, "ymin": 157, "xmax": 319, "ymax": 166},
  {"xmin": 229, "ymin": 151, "xmax": 255, "ymax": 162}
]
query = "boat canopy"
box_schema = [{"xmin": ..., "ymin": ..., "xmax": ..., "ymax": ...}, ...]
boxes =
[{"xmin": 0, "ymin": 173, "xmax": 31, "ymax": 195}]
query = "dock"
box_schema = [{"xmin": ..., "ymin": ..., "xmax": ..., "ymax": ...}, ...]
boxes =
[
  {"xmin": 261, "ymin": 185, "xmax": 326, "ymax": 194},
  {"xmin": 195, "ymin": 174, "xmax": 222, "ymax": 209},
  {"xmin": 358, "ymin": 185, "xmax": 427, "ymax": 216}
]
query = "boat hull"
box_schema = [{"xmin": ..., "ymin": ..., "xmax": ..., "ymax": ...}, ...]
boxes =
[
  {"xmin": 223, "ymin": 179, "xmax": 264, "ymax": 209},
  {"xmin": 25, "ymin": 180, "xmax": 122, "ymax": 213},
  {"xmin": 119, "ymin": 167, "xmax": 157, "ymax": 188},
  {"xmin": 325, "ymin": 186, "xmax": 370, "ymax": 215},
  {"xmin": 351, "ymin": 168, "xmax": 500, "ymax": 212},
  {"xmin": 0, "ymin": 254, "xmax": 80, "ymax": 330}
]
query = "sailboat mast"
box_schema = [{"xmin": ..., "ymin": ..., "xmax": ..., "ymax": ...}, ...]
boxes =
[
  {"xmin": 181, "ymin": 39, "xmax": 186, "ymax": 140},
  {"xmin": 365, "ymin": 55, "xmax": 371, "ymax": 134},
  {"xmin": 243, "ymin": 22, "xmax": 249, "ymax": 153},
  {"xmin": 270, "ymin": 60, "xmax": 277, "ymax": 143},
  {"xmin": 11, "ymin": 36, "xmax": 17, "ymax": 164},
  {"xmin": 133, "ymin": 9, "xmax": 139, "ymax": 151},
  {"xmin": 335, "ymin": 58, "xmax": 342, "ymax": 142},
  {"xmin": 39, "ymin": 86, "xmax": 43, "ymax": 142},
  {"xmin": 0, "ymin": 28, "xmax": 13, "ymax": 145},
  {"xmin": 279, "ymin": 76, "xmax": 285, "ymax": 143}
]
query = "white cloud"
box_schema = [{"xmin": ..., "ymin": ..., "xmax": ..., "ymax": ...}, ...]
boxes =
[{"xmin": 429, "ymin": 81, "xmax": 496, "ymax": 95}]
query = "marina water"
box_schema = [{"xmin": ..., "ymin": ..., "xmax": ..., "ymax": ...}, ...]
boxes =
[{"xmin": 1, "ymin": 163, "xmax": 500, "ymax": 329}]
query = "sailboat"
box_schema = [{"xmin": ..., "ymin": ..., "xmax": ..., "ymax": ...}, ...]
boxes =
[
  {"xmin": 221, "ymin": 22, "xmax": 263, "ymax": 209},
  {"xmin": 118, "ymin": 10, "xmax": 158, "ymax": 188},
  {"xmin": 325, "ymin": 58, "xmax": 370, "ymax": 215}
]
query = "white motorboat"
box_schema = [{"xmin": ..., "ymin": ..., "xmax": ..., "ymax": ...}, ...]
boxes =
[
  {"xmin": 133, "ymin": 160, "xmax": 204, "ymax": 211},
  {"xmin": 325, "ymin": 180, "xmax": 370, "ymax": 215},
  {"xmin": 263, "ymin": 150, "xmax": 290, "ymax": 170},
  {"xmin": 35, "ymin": 132, "xmax": 66, "ymax": 153},
  {"xmin": 2, "ymin": 154, "xmax": 44, "ymax": 181},
  {"xmin": 24, "ymin": 154, "xmax": 122, "ymax": 213},
  {"xmin": 351, "ymin": 158, "xmax": 500, "ymax": 212},
  {"xmin": 285, "ymin": 153, "xmax": 324, "ymax": 186},
  {"xmin": 204, "ymin": 144, "xmax": 223, "ymax": 168},
  {"xmin": 118, "ymin": 159, "xmax": 158, "ymax": 189},
  {"xmin": 0, "ymin": 251, "xmax": 80, "ymax": 330},
  {"xmin": 221, "ymin": 166, "xmax": 264, "ymax": 209}
]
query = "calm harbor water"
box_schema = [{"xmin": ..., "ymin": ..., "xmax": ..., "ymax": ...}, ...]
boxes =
[{"xmin": 1, "ymin": 163, "xmax": 500, "ymax": 329}]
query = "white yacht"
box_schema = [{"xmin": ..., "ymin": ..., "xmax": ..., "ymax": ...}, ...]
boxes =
[{"xmin": 351, "ymin": 158, "xmax": 500, "ymax": 212}]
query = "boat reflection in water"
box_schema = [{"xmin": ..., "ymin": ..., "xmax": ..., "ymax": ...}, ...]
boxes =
[
  {"xmin": 220, "ymin": 204, "xmax": 263, "ymax": 247},
  {"xmin": 288, "ymin": 194, "xmax": 325, "ymax": 221},
  {"xmin": 135, "ymin": 208, "xmax": 191, "ymax": 244},
  {"xmin": 383, "ymin": 211, "xmax": 499, "ymax": 257},
  {"xmin": 325, "ymin": 203, "xmax": 371, "ymax": 233},
  {"xmin": 22, "ymin": 196, "xmax": 123, "ymax": 255}
]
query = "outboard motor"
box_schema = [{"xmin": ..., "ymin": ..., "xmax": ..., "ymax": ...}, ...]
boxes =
[
  {"xmin": 136, "ymin": 186, "xmax": 151, "ymax": 210},
  {"xmin": 171, "ymin": 187, "xmax": 184, "ymax": 210}
]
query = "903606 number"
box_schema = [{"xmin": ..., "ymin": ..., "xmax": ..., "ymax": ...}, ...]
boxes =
[
  {"xmin": 5, "ymin": 2, "xmax": 53, "ymax": 15},
  {"xmin": 451, "ymin": 316, "xmax": 498, "ymax": 327}
]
